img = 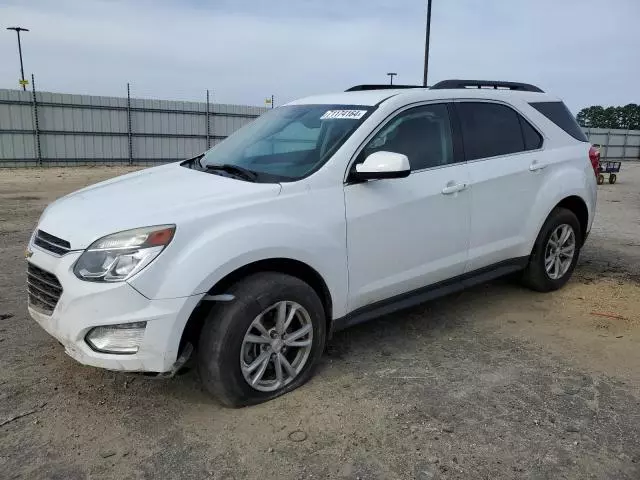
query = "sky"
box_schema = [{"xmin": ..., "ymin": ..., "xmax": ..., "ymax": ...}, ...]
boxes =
[{"xmin": 1, "ymin": 0, "xmax": 639, "ymax": 112}]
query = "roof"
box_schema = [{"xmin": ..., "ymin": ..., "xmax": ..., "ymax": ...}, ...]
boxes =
[
  {"xmin": 286, "ymin": 87, "xmax": 558, "ymax": 107},
  {"xmin": 286, "ymin": 89, "xmax": 413, "ymax": 107}
]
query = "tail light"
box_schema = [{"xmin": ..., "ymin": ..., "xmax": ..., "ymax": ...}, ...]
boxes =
[{"xmin": 589, "ymin": 145, "xmax": 600, "ymax": 177}]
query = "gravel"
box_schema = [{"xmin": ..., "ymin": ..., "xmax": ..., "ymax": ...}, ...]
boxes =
[{"xmin": 0, "ymin": 164, "xmax": 639, "ymax": 479}]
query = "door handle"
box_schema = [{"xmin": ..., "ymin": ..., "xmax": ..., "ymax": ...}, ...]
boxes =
[
  {"xmin": 441, "ymin": 183, "xmax": 467, "ymax": 195},
  {"xmin": 529, "ymin": 160, "xmax": 547, "ymax": 172}
]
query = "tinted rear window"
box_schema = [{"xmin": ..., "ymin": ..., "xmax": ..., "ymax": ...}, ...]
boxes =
[
  {"xmin": 520, "ymin": 116, "xmax": 543, "ymax": 150},
  {"xmin": 457, "ymin": 102, "xmax": 524, "ymax": 160},
  {"xmin": 529, "ymin": 101, "xmax": 588, "ymax": 142}
]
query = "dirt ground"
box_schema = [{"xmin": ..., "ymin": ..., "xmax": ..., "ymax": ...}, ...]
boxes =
[{"xmin": 0, "ymin": 164, "xmax": 639, "ymax": 480}]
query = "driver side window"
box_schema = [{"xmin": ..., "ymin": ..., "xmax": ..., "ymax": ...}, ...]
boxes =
[{"xmin": 361, "ymin": 104, "xmax": 454, "ymax": 171}]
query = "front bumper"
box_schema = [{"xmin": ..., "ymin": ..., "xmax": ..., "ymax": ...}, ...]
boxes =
[{"xmin": 27, "ymin": 246, "xmax": 203, "ymax": 373}]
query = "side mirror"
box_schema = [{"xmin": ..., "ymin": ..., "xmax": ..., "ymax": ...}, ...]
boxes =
[{"xmin": 353, "ymin": 151, "xmax": 411, "ymax": 180}]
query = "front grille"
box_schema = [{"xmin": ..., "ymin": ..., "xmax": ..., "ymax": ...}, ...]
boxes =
[
  {"xmin": 27, "ymin": 263, "xmax": 63, "ymax": 315},
  {"xmin": 33, "ymin": 230, "xmax": 71, "ymax": 256}
]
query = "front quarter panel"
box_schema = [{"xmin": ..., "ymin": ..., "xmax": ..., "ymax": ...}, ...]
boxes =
[{"xmin": 128, "ymin": 183, "xmax": 349, "ymax": 318}]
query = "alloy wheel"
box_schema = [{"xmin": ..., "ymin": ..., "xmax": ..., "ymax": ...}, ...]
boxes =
[
  {"xmin": 240, "ymin": 301, "xmax": 313, "ymax": 392},
  {"xmin": 544, "ymin": 224, "xmax": 576, "ymax": 280}
]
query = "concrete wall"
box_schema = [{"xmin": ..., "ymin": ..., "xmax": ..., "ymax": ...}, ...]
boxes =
[{"xmin": 0, "ymin": 89, "xmax": 267, "ymax": 167}]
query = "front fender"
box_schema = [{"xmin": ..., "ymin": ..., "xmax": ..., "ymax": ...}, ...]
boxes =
[{"xmin": 129, "ymin": 215, "xmax": 348, "ymax": 317}]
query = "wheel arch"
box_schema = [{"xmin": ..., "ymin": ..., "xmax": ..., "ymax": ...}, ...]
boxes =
[
  {"xmin": 527, "ymin": 193, "xmax": 591, "ymax": 262},
  {"xmin": 179, "ymin": 258, "xmax": 334, "ymax": 352},
  {"xmin": 554, "ymin": 195, "xmax": 589, "ymax": 246}
]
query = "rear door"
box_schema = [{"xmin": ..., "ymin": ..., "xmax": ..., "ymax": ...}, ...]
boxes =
[{"xmin": 455, "ymin": 101, "xmax": 546, "ymax": 271}]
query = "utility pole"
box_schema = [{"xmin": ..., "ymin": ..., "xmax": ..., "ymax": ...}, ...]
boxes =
[
  {"xmin": 423, "ymin": 0, "xmax": 433, "ymax": 87},
  {"xmin": 7, "ymin": 27, "xmax": 29, "ymax": 91},
  {"xmin": 387, "ymin": 73, "xmax": 397, "ymax": 85},
  {"xmin": 271, "ymin": 94, "xmax": 274, "ymax": 109}
]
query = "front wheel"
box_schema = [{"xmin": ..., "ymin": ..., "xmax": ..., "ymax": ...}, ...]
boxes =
[
  {"xmin": 609, "ymin": 173, "xmax": 617, "ymax": 184},
  {"xmin": 522, "ymin": 208, "xmax": 581, "ymax": 292},
  {"xmin": 198, "ymin": 273, "xmax": 326, "ymax": 407}
]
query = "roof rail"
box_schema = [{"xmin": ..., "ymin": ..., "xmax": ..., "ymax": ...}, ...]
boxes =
[
  {"xmin": 345, "ymin": 84, "xmax": 424, "ymax": 92},
  {"xmin": 430, "ymin": 79, "xmax": 544, "ymax": 93}
]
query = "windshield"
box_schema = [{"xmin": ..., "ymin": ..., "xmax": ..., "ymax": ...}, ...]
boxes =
[{"xmin": 200, "ymin": 104, "xmax": 373, "ymax": 182}]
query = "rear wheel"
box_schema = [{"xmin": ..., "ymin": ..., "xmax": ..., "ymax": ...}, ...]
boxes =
[
  {"xmin": 198, "ymin": 272, "xmax": 326, "ymax": 407},
  {"xmin": 597, "ymin": 174, "xmax": 605, "ymax": 185},
  {"xmin": 522, "ymin": 208, "xmax": 581, "ymax": 292},
  {"xmin": 609, "ymin": 173, "xmax": 617, "ymax": 184}
]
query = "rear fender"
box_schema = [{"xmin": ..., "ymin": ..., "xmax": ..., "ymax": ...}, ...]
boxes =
[{"xmin": 522, "ymin": 165, "xmax": 594, "ymax": 256}]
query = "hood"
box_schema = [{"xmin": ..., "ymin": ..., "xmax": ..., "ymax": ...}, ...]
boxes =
[{"xmin": 37, "ymin": 163, "xmax": 281, "ymax": 249}]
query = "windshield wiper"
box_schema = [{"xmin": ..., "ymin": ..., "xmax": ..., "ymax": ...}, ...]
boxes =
[{"xmin": 205, "ymin": 164, "xmax": 258, "ymax": 182}]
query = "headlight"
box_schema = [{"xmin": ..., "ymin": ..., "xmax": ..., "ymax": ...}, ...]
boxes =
[{"xmin": 73, "ymin": 225, "xmax": 175, "ymax": 282}]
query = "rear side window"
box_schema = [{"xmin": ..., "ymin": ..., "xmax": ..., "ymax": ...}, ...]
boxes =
[
  {"xmin": 529, "ymin": 101, "xmax": 588, "ymax": 142},
  {"xmin": 520, "ymin": 117, "xmax": 543, "ymax": 150},
  {"xmin": 457, "ymin": 102, "xmax": 525, "ymax": 160}
]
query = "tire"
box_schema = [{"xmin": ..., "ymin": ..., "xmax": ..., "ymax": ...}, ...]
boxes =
[
  {"xmin": 198, "ymin": 272, "xmax": 326, "ymax": 407},
  {"xmin": 609, "ymin": 173, "xmax": 617, "ymax": 184},
  {"xmin": 597, "ymin": 174, "xmax": 605, "ymax": 185},
  {"xmin": 521, "ymin": 207, "xmax": 582, "ymax": 292}
]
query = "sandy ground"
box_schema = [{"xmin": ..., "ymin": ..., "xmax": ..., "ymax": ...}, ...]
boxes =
[{"xmin": 0, "ymin": 164, "xmax": 639, "ymax": 480}]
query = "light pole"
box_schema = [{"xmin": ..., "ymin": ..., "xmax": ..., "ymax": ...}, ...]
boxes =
[
  {"xmin": 7, "ymin": 26, "xmax": 29, "ymax": 91},
  {"xmin": 387, "ymin": 72, "xmax": 397, "ymax": 85},
  {"xmin": 423, "ymin": 0, "xmax": 432, "ymax": 87}
]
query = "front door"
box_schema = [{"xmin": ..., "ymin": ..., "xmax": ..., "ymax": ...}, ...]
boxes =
[{"xmin": 344, "ymin": 103, "xmax": 470, "ymax": 312}]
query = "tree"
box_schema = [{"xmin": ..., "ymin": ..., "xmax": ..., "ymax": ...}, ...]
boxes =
[
  {"xmin": 622, "ymin": 103, "xmax": 640, "ymax": 129},
  {"xmin": 577, "ymin": 104, "xmax": 640, "ymax": 129}
]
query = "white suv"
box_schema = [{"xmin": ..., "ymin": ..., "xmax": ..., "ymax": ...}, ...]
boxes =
[{"xmin": 27, "ymin": 79, "xmax": 598, "ymax": 406}]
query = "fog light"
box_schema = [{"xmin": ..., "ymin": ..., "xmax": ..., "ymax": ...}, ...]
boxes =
[{"xmin": 85, "ymin": 322, "xmax": 147, "ymax": 354}]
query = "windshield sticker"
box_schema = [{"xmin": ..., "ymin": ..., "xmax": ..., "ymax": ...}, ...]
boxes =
[{"xmin": 320, "ymin": 110, "xmax": 367, "ymax": 120}]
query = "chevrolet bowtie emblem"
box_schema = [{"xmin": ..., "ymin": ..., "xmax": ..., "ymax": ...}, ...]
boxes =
[{"xmin": 25, "ymin": 248, "xmax": 33, "ymax": 259}]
